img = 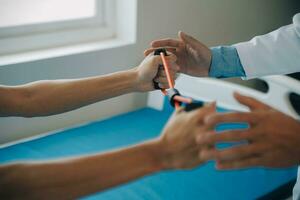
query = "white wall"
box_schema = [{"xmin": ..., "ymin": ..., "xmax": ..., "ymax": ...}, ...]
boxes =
[{"xmin": 0, "ymin": 0, "xmax": 299, "ymax": 144}]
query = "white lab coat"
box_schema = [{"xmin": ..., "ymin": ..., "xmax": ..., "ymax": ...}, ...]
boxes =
[
  {"xmin": 235, "ymin": 13, "xmax": 300, "ymax": 200},
  {"xmin": 234, "ymin": 13, "xmax": 300, "ymax": 79}
]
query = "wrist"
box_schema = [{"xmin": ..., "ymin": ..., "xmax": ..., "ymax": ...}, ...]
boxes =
[
  {"xmin": 209, "ymin": 46, "xmax": 245, "ymax": 78},
  {"xmin": 143, "ymin": 139, "xmax": 167, "ymax": 172},
  {"xmin": 129, "ymin": 67, "xmax": 154, "ymax": 92},
  {"xmin": 125, "ymin": 68, "xmax": 141, "ymax": 92},
  {"xmin": 148, "ymin": 136, "xmax": 177, "ymax": 170}
]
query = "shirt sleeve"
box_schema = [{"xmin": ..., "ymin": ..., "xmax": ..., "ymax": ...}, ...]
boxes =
[
  {"xmin": 209, "ymin": 46, "xmax": 246, "ymax": 78},
  {"xmin": 234, "ymin": 13, "xmax": 300, "ymax": 79}
]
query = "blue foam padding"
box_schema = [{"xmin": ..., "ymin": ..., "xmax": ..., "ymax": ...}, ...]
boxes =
[{"xmin": 0, "ymin": 100, "xmax": 297, "ymax": 200}]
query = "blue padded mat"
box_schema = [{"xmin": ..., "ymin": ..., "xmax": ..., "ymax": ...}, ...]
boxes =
[{"xmin": 0, "ymin": 101, "xmax": 297, "ymax": 200}]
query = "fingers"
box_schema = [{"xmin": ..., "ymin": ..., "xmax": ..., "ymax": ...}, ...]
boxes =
[
  {"xmin": 174, "ymin": 106, "xmax": 185, "ymax": 114},
  {"xmin": 144, "ymin": 47, "xmax": 177, "ymax": 57},
  {"xmin": 154, "ymin": 68, "xmax": 178, "ymax": 79},
  {"xmin": 154, "ymin": 77, "xmax": 174, "ymax": 88},
  {"xmin": 204, "ymin": 112, "xmax": 260, "ymax": 129},
  {"xmin": 179, "ymin": 31, "xmax": 197, "ymax": 43},
  {"xmin": 165, "ymin": 57, "xmax": 180, "ymax": 72},
  {"xmin": 178, "ymin": 31, "xmax": 203, "ymax": 49},
  {"xmin": 234, "ymin": 92, "xmax": 272, "ymax": 111},
  {"xmin": 189, "ymin": 102, "xmax": 216, "ymax": 122},
  {"xmin": 199, "ymin": 142, "xmax": 265, "ymax": 162},
  {"xmin": 164, "ymin": 52, "xmax": 177, "ymax": 64},
  {"xmin": 151, "ymin": 51, "xmax": 177, "ymax": 66},
  {"xmin": 196, "ymin": 129, "xmax": 255, "ymax": 146},
  {"xmin": 216, "ymin": 156, "xmax": 262, "ymax": 170},
  {"xmin": 154, "ymin": 79, "xmax": 172, "ymax": 89},
  {"xmin": 173, "ymin": 102, "xmax": 216, "ymax": 127},
  {"xmin": 157, "ymin": 82, "xmax": 170, "ymax": 89},
  {"xmin": 151, "ymin": 38, "xmax": 181, "ymax": 48},
  {"xmin": 151, "ymin": 51, "xmax": 179, "ymax": 89}
]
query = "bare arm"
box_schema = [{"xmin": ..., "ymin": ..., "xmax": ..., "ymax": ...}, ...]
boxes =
[
  {"xmin": 0, "ymin": 53, "xmax": 178, "ymax": 117},
  {"xmin": 0, "ymin": 70, "xmax": 139, "ymax": 117},
  {"xmin": 0, "ymin": 140, "xmax": 162, "ymax": 199},
  {"xmin": 0, "ymin": 104, "xmax": 215, "ymax": 200}
]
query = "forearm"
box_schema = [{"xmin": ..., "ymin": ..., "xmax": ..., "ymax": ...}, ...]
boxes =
[
  {"xmin": 1, "ymin": 69, "xmax": 139, "ymax": 117},
  {"xmin": 0, "ymin": 139, "xmax": 163, "ymax": 199}
]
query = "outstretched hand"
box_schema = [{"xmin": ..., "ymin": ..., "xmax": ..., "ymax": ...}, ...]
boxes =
[
  {"xmin": 196, "ymin": 92, "xmax": 300, "ymax": 169},
  {"xmin": 144, "ymin": 31, "xmax": 212, "ymax": 77},
  {"xmin": 157, "ymin": 103, "xmax": 216, "ymax": 170}
]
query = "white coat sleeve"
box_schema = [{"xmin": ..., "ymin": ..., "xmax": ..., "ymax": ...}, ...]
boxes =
[{"xmin": 234, "ymin": 13, "xmax": 300, "ymax": 79}]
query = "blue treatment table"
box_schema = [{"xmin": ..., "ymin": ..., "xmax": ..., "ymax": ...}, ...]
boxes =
[{"xmin": 0, "ymin": 100, "xmax": 297, "ymax": 200}]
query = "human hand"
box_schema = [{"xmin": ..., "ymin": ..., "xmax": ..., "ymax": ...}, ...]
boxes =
[
  {"xmin": 196, "ymin": 92, "xmax": 300, "ymax": 170},
  {"xmin": 155, "ymin": 103, "xmax": 216, "ymax": 170},
  {"xmin": 135, "ymin": 52, "xmax": 179, "ymax": 92},
  {"xmin": 144, "ymin": 31, "xmax": 211, "ymax": 77}
]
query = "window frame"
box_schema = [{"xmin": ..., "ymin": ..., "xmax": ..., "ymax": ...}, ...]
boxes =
[{"xmin": 0, "ymin": 0, "xmax": 116, "ymax": 55}]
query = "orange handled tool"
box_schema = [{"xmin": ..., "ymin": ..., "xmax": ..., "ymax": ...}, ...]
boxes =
[{"xmin": 153, "ymin": 48, "xmax": 193, "ymax": 110}]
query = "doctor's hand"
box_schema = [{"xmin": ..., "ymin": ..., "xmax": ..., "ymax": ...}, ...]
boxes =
[
  {"xmin": 135, "ymin": 52, "xmax": 179, "ymax": 92},
  {"xmin": 144, "ymin": 31, "xmax": 211, "ymax": 77},
  {"xmin": 196, "ymin": 92, "xmax": 300, "ymax": 170},
  {"xmin": 155, "ymin": 103, "xmax": 216, "ymax": 170}
]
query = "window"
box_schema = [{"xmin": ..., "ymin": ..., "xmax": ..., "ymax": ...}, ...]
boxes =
[
  {"xmin": 0, "ymin": 0, "xmax": 115, "ymax": 56},
  {"xmin": 0, "ymin": 0, "xmax": 97, "ymax": 27}
]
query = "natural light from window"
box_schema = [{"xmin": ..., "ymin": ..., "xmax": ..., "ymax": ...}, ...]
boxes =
[
  {"xmin": 0, "ymin": 0, "xmax": 138, "ymax": 67},
  {"xmin": 0, "ymin": 0, "xmax": 96, "ymax": 28}
]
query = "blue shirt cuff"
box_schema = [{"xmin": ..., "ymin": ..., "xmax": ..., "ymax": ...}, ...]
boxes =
[{"xmin": 209, "ymin": 46, "xmax": 246, "ymax": 78}]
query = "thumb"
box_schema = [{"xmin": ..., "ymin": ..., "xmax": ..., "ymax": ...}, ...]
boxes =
[{"xmin": 178, "ymin": 31, "xmax": 202, "ymax": 49}]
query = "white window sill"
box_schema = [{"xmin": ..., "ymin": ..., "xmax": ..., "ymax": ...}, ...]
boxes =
[
  {"xmin": 0, "ymin": 36, "xmax": 135, "ymax": 66},
  {"xmin": 0, "ymin": 0, "xmax": 137, "ymax": 67}
]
